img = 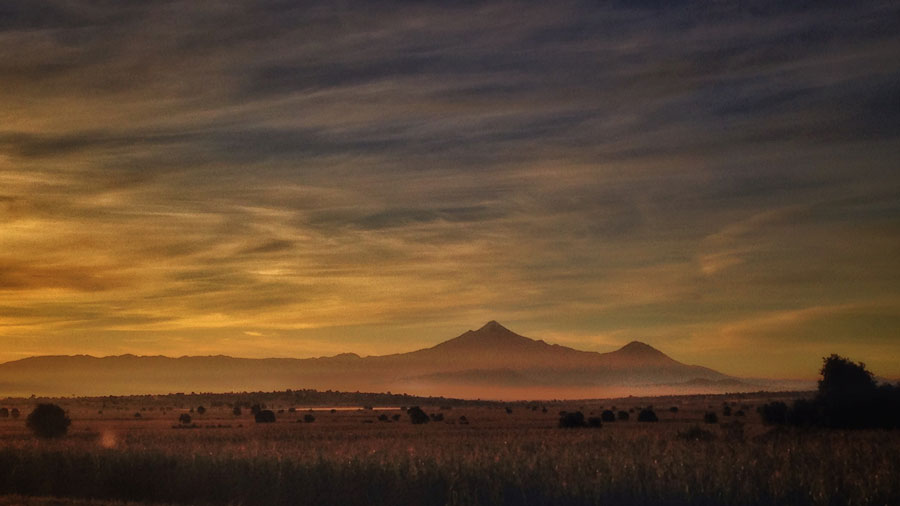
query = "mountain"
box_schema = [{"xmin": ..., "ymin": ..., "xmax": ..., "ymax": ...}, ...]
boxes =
[{"xmin": 0, "ymin": 321, "xmax": 754, "ymax": 400}]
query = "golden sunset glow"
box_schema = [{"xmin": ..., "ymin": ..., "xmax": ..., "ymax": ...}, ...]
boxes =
[{"xmin": 1, "ymin": 0, "xmax": 899, "ymax": 381}]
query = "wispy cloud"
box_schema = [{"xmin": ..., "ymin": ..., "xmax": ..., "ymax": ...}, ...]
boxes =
[{"xmin": 0, "ymin": 0, "xmax": 898, "ymax": 377}]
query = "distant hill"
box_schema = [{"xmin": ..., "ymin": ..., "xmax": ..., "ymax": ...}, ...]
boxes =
[{"xmin": 0, "ymin": 321, "xmax": 766, "ymax": 399}]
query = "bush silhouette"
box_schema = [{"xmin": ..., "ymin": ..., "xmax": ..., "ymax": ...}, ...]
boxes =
[
  {"xmin": 722, "ymin": 405, "xmax": 731, "ymax": 416},
  {"xmin": 255, "ymin": 410, "xmax": 276, "ymax": 423},
  {"xmin": 407, "ymin": 406, "xmax": 429, "ymax": 424},
  {"xmin": 704, "ymin": 412, "xmax": 718, "ymax": 424},
  {"xmin": 303, "ymin": 414, "xmax": 316, "ymax": 423},
  {"xmin": 0, "ymin": 408, "xmax": 7, "ymax": 418},
  {"xmin": 26, "ymin": 404, "xmax": 71, "ymax": 438},
  {"xmin": 10, "ymin": 408, "xmax": 19, "ymax": 419},
  {"xmin": 559, "ymin": 411, "xmax": 586, "ymax": 428},
  {"xmin": 637, "ymin": 409, "xmax": 658, "ymax": 422},
  {"xmin": 430, "ymin": 413, "xmax": 444, "ymax": 422},
  {"xmin": 233, "ymin": 406, "xmax": 242, "ymax": 416},
  {"xmin": 178, "ymin": 413, "xmax": 192, "ymax": 425},
  {"xmin": 617, "ymin": 410, "xmax": 629, "ymax": 421},
  {"xmin": 587, "ymin": 417, "xmax": 603, "ymax": 428},
  {"xmin": 677, "ymin": 425, "xmax": 715, "ymax": 442},
  {"xmin": 196, "ymin": 406, "xmax": 206, "ymax": 415},
  {"xmin": 758, "ymin": 401, "xmax": 788, "ymax": 425},
  {"xmin": 601, "ymin": 410, "xmax": 616, "ymax": 422}
]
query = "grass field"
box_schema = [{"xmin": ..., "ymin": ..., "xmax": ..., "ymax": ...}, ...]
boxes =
[{"xmin": 1, "ymin": 392, "xmax": 898, "ymax": 505}]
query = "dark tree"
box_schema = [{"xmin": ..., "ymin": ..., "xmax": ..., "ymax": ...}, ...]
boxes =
[
  {"xmin": 407, "ymin": 406, "xmax": 430, "ymax": 424},
  {"xmin": 637, "ymin": 409, "xmax": 658, "ymax": 422},
  {"xmin": 26, "ymin": 404, "xmax": 71, "ymax": 438},
  {"xmin": 758, "ymin": 401, "xmax": 788, "ymax": 425},
  {"xmin": 255, "ymin": 410, "xmax": 276, "ymax": 423},
  {"xmin": 196, "ymin": 406, "xmax": 206, "ymax": 415},
  {"xmin": 559, "ymin": 411, "xmax": 586, "ymax": 428}
]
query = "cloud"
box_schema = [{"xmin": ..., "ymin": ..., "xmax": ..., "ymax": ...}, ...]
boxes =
[{"xmin": 0, "ymin": 0, "xmax": 897, "ymax": 376}]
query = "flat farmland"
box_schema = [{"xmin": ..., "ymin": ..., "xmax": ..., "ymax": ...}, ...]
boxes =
[{"xmin": 0, "ymin": 392, "xmax": 898, "ymax": 505}]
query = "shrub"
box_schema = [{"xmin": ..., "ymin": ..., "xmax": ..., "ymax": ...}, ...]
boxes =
[
  {"xmin": 178, "ymin": 413, "xmax": 192, "ymax": 425},
  {"xmin": 722, "ymin": 405, "xmax": 732, "ymax": 416},
  {"xmin": 601, "ymin": 410, "xmax": 616, "ymax": 422},
  {"xmin": 430, "ymin": 413, "xmax": 444, "ymax": 422},
  {"xmin": 637, "ymin": 409, "xmax": 658, "ymax": 422},
  {"xmin": 704, "ymin": 412, "xmax": 718, "ymax": 424},
  {"xmin": 26, "ymin": 404, "xmax": 71, "ymax": 438},
  {"xmin": 758, "ymin": 402, "xmax": 788, "ymax": 425},
  {"xmin": 377, "ymin": 414, "xmax": 389, "ymax": 422},
  {"xmin": 10, "ymin": 408, "xmax": 19, "ymax": 419},
  {"xmin": 617, "ymin": 410, "xmax": 629, "ymax": 421},
  {"xmin": 505, "ymin": 407, "xmax": 513, "ymax": 414},
  {"xmin": 196, "ymin": 406, "xmax": 206, "ymax": 415},
  {"xmin": 255, "ymin": 410, "xmax": 276, "ymax": 423},
  {"xmin": 559, "ymin": 411, "xmax": 586, "ymax": 428},
  {"xmin": 587, "ymin": 417, "xmax": 603, "ymax": 428},
  {"xmin": 303, "ymin": 414, "xmax": 316, "ymax": 423},
  {"xmin": 0, "ymin": 408, "xmax": 7, "ymax": 418},
  {"xmin": 669, "ymin": 406, "xmax": 679, "ymax": 413},
  {"xmin": 458, "ymin": 415, "xmax": 469, "ymax": 425},
  {"xmin": 677, "ymin": 425, "xmax": 715, "ymax": 442},
  {"xmin": 407, "ymin": 406, "xmax": 429, "ymax": 424},
  {"xmin": 233, "ymin": 406, "xmax": 242, "ymax": 416}
]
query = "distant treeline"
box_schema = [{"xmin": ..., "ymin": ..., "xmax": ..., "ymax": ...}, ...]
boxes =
[{"xmin": 1, "ymin": 388, "xmax": 501, "ymax": 410}]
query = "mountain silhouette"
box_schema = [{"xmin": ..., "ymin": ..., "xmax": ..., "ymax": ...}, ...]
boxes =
[{"xmin": 0, "ymin": 321, "xmax": 751, "ymax": 399}]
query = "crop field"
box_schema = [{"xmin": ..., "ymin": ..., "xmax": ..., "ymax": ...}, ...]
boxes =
[{"xmin": 0, "ymin": 392, "xmax": 898, "ymax": 506}]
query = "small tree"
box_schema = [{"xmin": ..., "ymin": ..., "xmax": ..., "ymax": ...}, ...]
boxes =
[
  {"xmin": 559, "ymin": 411, "xmax": 586, "ymax": 428},
  {"xmin": 26, "ymin": 404, "xmax": 71, "ymax": 438},
  {"xmin": 407, "ymin": 406, "xmax": 430, "ymax": 424},
  {"xmin": 255, "ymin": 410, "xmax": 276, "ymax": 423},
  {"xmin": 638, "ymin": 409, "xmax": 658, "ymax": 422},
  {"xmin": 196, "ymin": 406, "xmax": 206, "ymax": 415}
]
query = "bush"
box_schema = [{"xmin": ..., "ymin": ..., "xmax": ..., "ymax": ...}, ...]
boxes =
[
  {"xmin": 758, "ymin": 402, "xmax": 788, "ymax": 425},
  {"xmin": 26, "ymin": 404, "xmax": 71, "ymax": 438},
  {"xmin": 196, "ymin": 406, "xmax": 206, "ymax": 415},
  {"xmin": 255, "ymin": 410, "xmax": 276, "ymax": 423},
  {"xmin": 704, "ymin": 412, "xmax": 718, "ymax": 424},
  {"xmin": 587, "ymin": 417, "xmax": 603, "ymax": 428},
  {"xmin": 601, "ymin": 410, "xmax": 615, "ymax": 422},
  {"xmin": 458, "ymin": 415, "xmax": 469, "ymax": 425},
  {"xmin": 677, "ymin": 425, "xmax": 715, "ymax": 442},
  {"xmin": 178, "ymin": 413, "xmax": 192, "ymax": 425},
  {"xmin": 617, "ymin": 410, "xmax": 629, "ymax": 421},
  {"xmin": 669, "ymin": 406, "xmax": 679, "ymax": 413},
  {"xmin": 0, "ymin": 408, "xmax": 7, "ymax": 418},
  {"xmin": 303, "ymin": 414, "xmax": 316, "ymax": 423},
  {"xmin": 637, "ymin": 409, "xmax": 658, "ymax": 422},
  {"xmin": 559, "ymin": 411, "xmax": 586, "ymax": 428},
  {"xmin": 407, "ymin": 406, "xmax": 429, "ymax": 424},
  {"xmin": 233, "ymin": 406, "xmax": 242, "ymax": 416},
  {"xmin": 430, "ymin": 413, "xmax": 444, "ymax": 422},
  {"xmin": 10, "ymin": 408, "xmax": 19, "ymax": 419},
  {"xmin": 722, "ymin": 405, "xmax": 732, "ymax": 416}
]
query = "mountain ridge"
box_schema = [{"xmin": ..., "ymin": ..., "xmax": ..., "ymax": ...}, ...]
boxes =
[{"xmin": 0, "ymin": 321, "xmax": 753, "ymax": 399}]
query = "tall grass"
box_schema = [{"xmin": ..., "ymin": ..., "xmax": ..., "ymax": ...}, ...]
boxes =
[{"xmin": 0, "ymin": 425, "xmax": 897, "ymax": 505}]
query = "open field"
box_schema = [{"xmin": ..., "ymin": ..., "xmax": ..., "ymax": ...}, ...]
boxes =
[{"xmin": 1, "ymin": 391, "xmax": 898, "ymax": 505}]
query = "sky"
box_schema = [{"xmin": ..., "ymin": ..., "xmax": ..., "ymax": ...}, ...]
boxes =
[{"xmin": 1, "ymin": 0, "xmax": 898, "ymax": 379}]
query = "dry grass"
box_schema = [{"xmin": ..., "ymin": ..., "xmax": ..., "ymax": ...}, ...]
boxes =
[{"xmin": 0, "ymin": 393, "xmax": 897, "ymax": 505}]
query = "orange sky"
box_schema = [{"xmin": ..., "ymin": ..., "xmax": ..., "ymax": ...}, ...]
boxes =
[{"xmin": 1, "ymin": 1, "xmax": 899, "ymax": 380}]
